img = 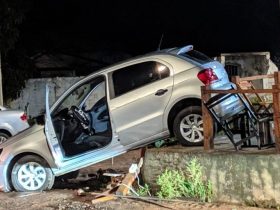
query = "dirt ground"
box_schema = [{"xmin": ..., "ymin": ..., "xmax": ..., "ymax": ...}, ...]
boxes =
[
  {"xmin": 0, "ymin": 190, "xmax": 272, "ymax": 210},
  {"xmin": 0, "ymin": 147, "xmax": 274, "ymax": 210}
]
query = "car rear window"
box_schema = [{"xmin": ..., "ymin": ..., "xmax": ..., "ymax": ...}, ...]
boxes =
[{"xmin": 179, "ymin": 50, "xmax": 212, "ymax": 64}]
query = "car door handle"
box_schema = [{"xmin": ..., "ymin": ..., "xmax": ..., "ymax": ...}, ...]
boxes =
[{"xmin": 155, "ymin": 89, "xmax": 168, "ymax": 96}]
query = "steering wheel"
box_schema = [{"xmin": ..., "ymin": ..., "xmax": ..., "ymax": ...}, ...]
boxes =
[{"xmin": 70, "ymin": 106, "xmax": 94, "ymax": 134}]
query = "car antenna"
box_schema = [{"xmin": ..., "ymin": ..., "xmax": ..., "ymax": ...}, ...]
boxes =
[{"xmin": 157, "ymin": 33, "xmax": 164, "ymax": 51}]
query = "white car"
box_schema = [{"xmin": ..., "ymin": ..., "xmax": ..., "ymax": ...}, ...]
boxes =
[
  {"xmin": 0, "ymin": 106, "xmax": 30, "ymax": 143},
  {"xmin": 0, "ymin": 106, "xmax": 7, "ymax": 111},
  {"xmin": 0, "ymin": 45, "xmax": 233, "ymax": 192}
]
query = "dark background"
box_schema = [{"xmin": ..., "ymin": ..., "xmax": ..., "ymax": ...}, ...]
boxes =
[
  {"xmin": 2, "ymin": 0, "xmax": 280, "ymax": 99},
  {"xmin": 18, "ymin": 0, "xmax": 280, "ymax": 56}
]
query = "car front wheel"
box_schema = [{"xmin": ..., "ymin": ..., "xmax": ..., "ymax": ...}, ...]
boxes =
[
  {"xmin": 173, "ymin": 106, "xmax": 204, "ymax": 146},
  {"xmin": 11, "ymin": 155, "xmax": 54, "ymax": 192}
]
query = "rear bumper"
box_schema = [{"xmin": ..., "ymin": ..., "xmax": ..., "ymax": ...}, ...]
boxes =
[{"xmin": 16, "ymin": 122, "xmax": 30, "ymax": 134}]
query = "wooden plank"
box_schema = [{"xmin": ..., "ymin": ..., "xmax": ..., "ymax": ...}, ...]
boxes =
[
  {"xmin": 231, "ymin": 76, "xmax": 240, "ymax": 85},
  {"xmin": 140, "ymin": 147, "xmax": 146, "ymax": 158},
  {"xmin": 201, "ymin": 86, "xmax": 214, "ymax": 151},
  {"xmin": 91, "ymin": 195, "xmax": 116, "ymax": 204},
  {"xmin": 239, "ymin": 81, "xmax": 255, "ymax": 89},
  {"xmin": 273, "ymin": 72, "xmax": 280, "ymax": 153},
  {"xmin": 275, "ymin": 72, "xmax": 280, "ymax": 85},
  {"xmin": 203, "ymin": 89, "xmax": 276, "ymax": 94},
  {"xmin": 115, "ymin": 173, "xmax": 136, "ymax": 196},
  {"xmin": 239, "ymin": 74, "xmax": 274, "ymax": 81},
  {"xmin": 272, "ymin": 84, "xmax": 280, "ymax": 153},
  {"xmin": 91, "ymin": 186, "xmax": 119, "ymax": 199},
  {"xmin": 116, "ymin": 157, "xmax": 143, "ymax": 196}
]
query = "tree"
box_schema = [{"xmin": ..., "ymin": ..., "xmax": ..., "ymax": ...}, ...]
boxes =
[
  {"xmin": 0, "ymin": 0, "xmax": 32, "ymax": 53},
  {"xmin": 0, "ymin": 0, "xmax": 33, "ymax": 104}
]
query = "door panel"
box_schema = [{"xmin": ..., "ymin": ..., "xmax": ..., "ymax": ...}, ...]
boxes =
[
  {"xmin": 45, "ymin": 76, "xmax": 112, "ymax": 165},
  {"xmin": 44, "ymin": 85, "xmax": 64, "ymax": 167},
  {"xmin": 109, "ymin": 61, "xmax": 173, "ymax": 146}
]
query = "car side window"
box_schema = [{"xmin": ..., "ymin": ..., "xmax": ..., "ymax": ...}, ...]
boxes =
[{"xmin": 112, "ymin": 61, "xmax": 170, "ymax": 97}]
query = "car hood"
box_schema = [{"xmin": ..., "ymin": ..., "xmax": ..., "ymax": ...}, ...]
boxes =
[{"xmin": 0, "ymin": 124, "xmax": 44, "ymax": 149}]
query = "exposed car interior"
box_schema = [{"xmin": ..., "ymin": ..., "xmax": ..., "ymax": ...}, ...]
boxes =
[{"xmin": 51, "ymin": 76, "xmax": 112, "ymax": 157}]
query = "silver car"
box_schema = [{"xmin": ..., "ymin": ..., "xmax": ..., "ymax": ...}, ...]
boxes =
[
  {"xmin": 0, "ymin": 45, "xmax": 232, "ymax": 192},
  {"xmin": 0, "ymin": 106, "xmax": 29, "ymax": 144}
]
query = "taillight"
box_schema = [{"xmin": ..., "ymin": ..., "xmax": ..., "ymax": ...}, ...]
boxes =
[
  {"xmin": 197, "ymin": 68, "xmax": 218, "ymax": 85},
  {"xmin": 20, "ymin": 113, "xmax": 28, "ymax": 121}
]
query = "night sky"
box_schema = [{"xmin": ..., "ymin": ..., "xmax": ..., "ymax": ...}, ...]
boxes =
[{"xmin": 17, "ymin": 0, "xmax": 280, "ymax": 56}]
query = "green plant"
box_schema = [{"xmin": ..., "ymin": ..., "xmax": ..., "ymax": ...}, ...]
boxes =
[
  {"xmin": 185, "ymin": 158, "xmax": 213, "ymax": 202},
  {"xmin": 156, "ymin": 157, "xmax": 213, "ymax": 201},
  {"xmin": 136, "ymin": 183, "xmax": 151, "ymax": 196},
  {"xmin": 156, "ymin": 168, "xmax": 186, "ymax": 199}
]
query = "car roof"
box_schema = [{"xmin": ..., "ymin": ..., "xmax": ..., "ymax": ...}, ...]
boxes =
[{"xmin": 85, "ymin": 45, "xmax": 194, "ymax": 77}]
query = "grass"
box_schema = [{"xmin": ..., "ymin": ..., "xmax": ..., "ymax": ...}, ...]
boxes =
[
  {"xmin": 136, "ymin": 183, "xmax": 151, "ymax": 196},
  {"xmin": 156, "ymin": 157, "xmax": 213, "ymax": 202},
  {"xmin": 156, "ymin": 168, "xmax": 186, "ymax": 199}
]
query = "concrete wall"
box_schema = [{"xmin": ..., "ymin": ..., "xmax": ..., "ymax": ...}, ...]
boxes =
[
  {"xmin": 220, "ymin": 52, "xmax": 278, "ymax": 89},
  {"xmin": 143, "ymin": 147, "xmax": 280, "ymax": 206},
  {"xmin": 9, "ymin": 77, "xmax": 81, "ymax": 117}
]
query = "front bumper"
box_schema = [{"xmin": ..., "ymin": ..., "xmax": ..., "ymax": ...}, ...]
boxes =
[
  {"xmin": 0, "ymin": 164, "xmax": 11, "ymax": 192},
  {"xmin": 0, "ymin": 150, "xmax": 13, "ymax": 192}
]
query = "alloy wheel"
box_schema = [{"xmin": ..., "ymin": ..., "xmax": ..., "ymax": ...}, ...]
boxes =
[
  {"xmin": 17, "ymin": 162, "xmax": 47, "ymax": 191},
  {"xmin": 179, "ymin": 114, "xmax": 203, "ymax": 143}
]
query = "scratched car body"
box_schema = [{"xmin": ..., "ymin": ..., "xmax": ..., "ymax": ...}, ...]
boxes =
[{"xmin": 0, "ymin": 45, "xmax": 233, "ymax": 192}]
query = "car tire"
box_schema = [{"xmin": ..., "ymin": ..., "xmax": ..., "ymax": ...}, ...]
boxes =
[
  {"xmin": 173, "ymin": 106, "xmax": 205, "ymax": 146},
  {"xmin": 11, "ymin": 155, "xmax": 54, "ymax": 192},
  {"xmin": 0, "ymin": 132, "xmax": 10, "ymax": 144}
]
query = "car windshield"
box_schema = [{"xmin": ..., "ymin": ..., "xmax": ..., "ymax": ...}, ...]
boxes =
[
  {"xmin": 55, "ymin": 83, "xmax": 92, "ymax": 113},
  {"xmin": 180, "ymin": 50, "xmax": 212, "ymax": 64},
  {"xmin": 52, "ymin": 76, "xmax": 105, "ymax": 115}
]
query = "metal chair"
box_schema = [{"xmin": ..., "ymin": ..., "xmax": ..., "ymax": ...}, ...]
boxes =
[{"xmin": 204, "ymin": 92, "xmax": 271, "ymax": 150}]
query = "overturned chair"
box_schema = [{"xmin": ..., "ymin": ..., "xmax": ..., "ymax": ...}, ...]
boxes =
[{"xmin": 204, "ymin": 92, "xmax": 272, "ymax": 150}]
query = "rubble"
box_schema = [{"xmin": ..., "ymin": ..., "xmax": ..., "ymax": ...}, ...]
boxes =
[
  {"xmin": 76, "ymin": 189, "xmax": 86, "ymax": 196},
  {"xmin": 71, "ymin": 148, "xmax": 149, "ymax": 206},
  {"xmin": 73, "ymin": 156, "xmax": 146, "ymax": 206}
]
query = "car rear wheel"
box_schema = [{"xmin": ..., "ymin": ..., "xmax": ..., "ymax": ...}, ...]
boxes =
[
  {"xmin": 173, "ymin": 106, "xmax": 204, "ymax": 146},
  {"xmin": 11, "ymin": 155, "xmax": 54, "ymax": 192},
  {"xmin": 0, "ymin": 132, "xmax": 10, "ymax": 144}
]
